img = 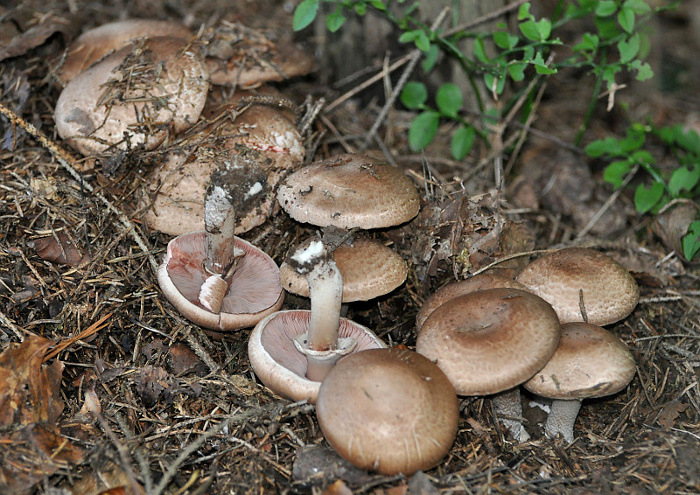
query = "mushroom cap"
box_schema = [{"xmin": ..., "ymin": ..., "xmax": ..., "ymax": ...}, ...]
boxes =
[
  {"xmin": 54, "ymin": 36, "xmax": 208, "ymax": 156},
  {"xmin": 277, "ymin": 154, "xmax": 420, "ymax": 229},
  {"xmin": 248, "ymin": 310, "xmax": 386, "ymax": 402},
  {"xmin": 203, "ymin": 22, "xmax": 314, "ymax": 87},
  {"xmin": 315, "ymin": 347, "xmax": 459, "ymax": 476},
  {"xmin": 415, "ymin": 273, "xmax": 528, "ymax": 330},
  {"xmin": 57, "ymin": 19, "xmax": 193, "ymax": 86},
  {"xmin": 516, "ymin": 248, "xmax": 640, "ymax": 326},
  {"xmin": 279, "ymin": 238, "xmax": 407, "ymax": 302},
  {"xmin": 142, "ymin": 94, "xmax": 302, "ymax": 236},
  {"xmin": 524, "ymin": 322, "xmax": 636, "ymax": 400},
  {"xmin": 157, "ymin": 231, "xmax": 283, "ymax": 332},
  {"xmin": 416, "ymin": 288, "xmax": 561, "ymax": 396}
]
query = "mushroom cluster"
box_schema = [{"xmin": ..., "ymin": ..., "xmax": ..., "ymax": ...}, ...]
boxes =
[{"xmin": 415, "ymin": 248, "xmax": 639, "ymax": 443}]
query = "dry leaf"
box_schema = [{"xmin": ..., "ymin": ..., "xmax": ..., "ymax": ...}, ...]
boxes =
[
  {"xmin": 322, "ymin": 480, "xmax": 353, "ymax": 495},
  {"xmin": 29, "ymin": 231, "xmax": 90, "ymax": 267},
  {"xmin": 657, "ymin": 401, "xmax": 689, "ymax": 429}
]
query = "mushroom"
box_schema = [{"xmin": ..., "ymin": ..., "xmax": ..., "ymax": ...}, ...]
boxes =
[
  {"xmin": 516, "ymin": 248, "xmax": 639, "ymax": 325},
  {"xmin": 523, "ymin": 322, "xmax": 636, "ymax": 443},
  {"xmin": 415, "ymin": 273, "xmax": 528, "ymax": 331},
  {"xmin": 277, "ymin": 154, "xmax": 420, "ymax": 230},
  {"xmin": 416, "ymin": 288, "xmax": 561, "ymax": 441},
  {"xmin": 315, "ymin": 347, "xmax": 459, "ymax": 476},
  {"xmin": 142, "ymin": 86, "xmax": 303, "ymax": 236},
  {"xmin": 202, "ymin": 22, "xmax": 314, "ymax": 87},
  {"xmin": 54, "ymin": 36, "xmax": 209, "ymax": 157},
  {"xmin": 56, "ymin": 19, "xmax": 193, "ymax": 86},
  {"xmin": 279, "ymin": 237, "xmax": 408, "ymax": 303},
  {"xmin": 157, "ymin": 156, "xmax": 284, "ymax": 335}
]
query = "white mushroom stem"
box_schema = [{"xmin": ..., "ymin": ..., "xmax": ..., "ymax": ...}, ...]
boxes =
[
  {"xmin": 290, "ymin": 240, "xmax": 356, "ymax": 381},
  {"xmin": 544, "ymin": 399, "xmax": 582, "ymax": 443},
  {"xmin": 492, "ymin": 388, "xmax": 530, "ymax": 443},
  {"xmin": 199, "ymin": 185, "xmax": 244, "ymax": 313}
]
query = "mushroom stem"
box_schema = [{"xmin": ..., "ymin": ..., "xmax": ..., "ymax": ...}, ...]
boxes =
[
  {"xmin": 492, "ymin": 388, "xmax": 530, "ymax": 442},
  {"xmin": 544, "ymin": 399, "xmax": 582, "ymax": 443}
]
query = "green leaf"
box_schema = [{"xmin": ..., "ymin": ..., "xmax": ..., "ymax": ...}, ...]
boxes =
[
  {"xmin": 532, "ymin": 52, "xmax": 557, "ymax": 74},
  {"xmin": 326, "ymin": 8, "xmax": 346, "ymax": 32},
  {"xmin": 518, "ymin": 3, "xmax": 533, "ymax": 21},
  {"xmin": 604, "ymin": 159, "xmax": 633, "ymax": 187},
  {"xmin": 634, "ymin": 182, "xmax": 665, "ymax": 213},
  {"xmin": 400, "ymin": 81, "xmax": 427, "ymax": 109},
  {"xmin": 436, "ymin": 83, "xmax": 463, "ymax": 117},
  {"xmin": 618, "ymin": 7, "xmax": 635, "ymax": 33},
  {"xmin": 624, "ymin": 0, "xmax": 651, "ymax": 15},
  {"xmin": 414, "ymin": 30, "xmax": 431, "ymax": 52},
  {"xmin": 631, "ymin": 149, "xmax": 655, "ymax": 165},
  {"xmin": 408, "ymin": 111, "xmax": 440, "ymax": 151},
  {"xmin": 398, "ymin": 31, "xmax": 416, "ymax": 43},
  {"xmin": 628, "ymin": 60, "xmax": 654, "ymax": 80},
  {"xmin": 669, "ymin": 165, "xmax": 700, "ymax": 196},
  {"xmin": 675, "ymin": 128, "xmax": 700, "ymax": 154},
  {"xmin": 371, "ymin": 0, "xmax": 387, "ymax": 10},
  {"xmin": 293, "ymin": 0, "xmax": 319, "ymax": 31},
  {"xmin": 585, "ymin": 137, "xmax": 621, "ymax": 157},
  {"xmin": 596, "ymin": 0, "xmax": 618, "ymax": 17},
  {"xmin": 619, "ymin": 124, "xmax": 645, "ymax": 152},
  {"xmin": 508, "ymin": 62, "xmax": 526, "ymax": 81},
  {"xmin": 602, "ymin": 64, "xmax": 622, "ymax": 85},
  {"xmin": 484, "ymin": 73, "xmax": 506, "ymax": 95},
  {"xmin": 682, "ymin": 221, "xmax": 700, "ymax": 261},
  {"xmin": 519, "ymin": 20, "xmax": 542, "ymax": 41},
  {"xmin": 451, "ymin": 125, "xmax": 476, "ymax": 160},
  {"xmin": 573, "ymin": 33, "xmax": 599, "ymax": 52},
  {"xmin": 618, "ymin": 33, "xmax": 640, "ymax": 63},
  {"xmin": 493, "ymin": 31, "xmax": 519, "ymax": 50},
  {"xmin": 422, "ymin": 44, "xmax": 440, "ymax": 72},
  {"xmin": 536, "ymin": 19, "xmax": 552, "ymax": 40},
  {"xmin": 354, "ymin": 3, "xmax": 367, "ymax": 15},
  {"xmin": 473, "ymin": 38, "xmax": 489, "ymax": 64},
  {"xmin": 596, "ymin": 15, "xmax": 622, "ymax": 39}
]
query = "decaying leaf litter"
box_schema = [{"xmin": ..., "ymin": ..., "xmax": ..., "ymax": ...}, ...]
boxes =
[{"xmin": 0, "ymin": 0, "xmax": 698, "ymax": 493}]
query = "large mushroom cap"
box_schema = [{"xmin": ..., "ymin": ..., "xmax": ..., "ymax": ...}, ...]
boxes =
[
  {"xmin": 157, "ymin": 231, "xmax": 283, "ymax": 333},
  {"xmin": 248, "ymin": 310, "xmax": 386, "ymax": 402},
  {"xmin": 524, "ymin": 322, "xmax": 636, "ymax": 400},
  {"xmin": 279, "ymin": 238, "xmax": 407, "ymax": 302},
  {"xmin": 315, "ymin": 347, "xmax": 459, "ymax": 476},
  {"xmin": 416, "ymin": 273, "xmax": 528, "ymax": 330},
  {"xmin": 516, "ymin": 248, "xmax": 640, "ymax": 326},
  {"xmin": 277, "ymin": 154, "xmax": 420, "ymax": 229},
  {"xmin": 57, "ymin": 19, "xmax": 193, "ymax": 86},
  {"xmin": 416, "ymin": 288, "xmax": 561, "ymax": 396},
  {"xmin": 54, "ymin": 36, "xmax": 209, "ymax": 156}
]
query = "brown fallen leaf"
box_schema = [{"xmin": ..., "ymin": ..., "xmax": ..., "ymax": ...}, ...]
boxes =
[
  {"xmin": 29, "ymin": 231, "xmax": 90, "ymax": 267},
  {"xmin": 657, "ymin": 401, "xmax": 689, "ymax": 429},
  {"xmin": 0, "ymin": 11, "xmax": 78, "ymax": 62},
  {"xmin": 0, "ymin": 334, "xmax": 64, "ymax": 426}
]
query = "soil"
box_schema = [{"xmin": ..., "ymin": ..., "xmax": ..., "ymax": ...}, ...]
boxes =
[{"xmin": 0, "ymin": 0, "xmax": 698, "ymax": 494}]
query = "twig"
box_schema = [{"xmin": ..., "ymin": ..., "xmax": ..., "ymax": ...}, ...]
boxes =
[
  {"xmin": 43, "ymin": 312, "xmax": 112, "ymax": 362},
  {"xmin": 0, "ymin": 101, "xmax": 158, "ymax": 271},
  {"xmin": 0, "ymin": 308, "xmax": 30, "ymax": 341},
  {"xmin": 444, "ymin": 0, "xmax": 529, "ymax": 36},
  {"xmin": 360, "ymin": 7, "xmax": 451, "ymax": 150}
]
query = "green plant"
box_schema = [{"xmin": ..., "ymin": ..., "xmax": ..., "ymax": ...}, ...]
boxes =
[{"xmin": 585, "ymin": 123, "xmax": 700, "ymax": 261}]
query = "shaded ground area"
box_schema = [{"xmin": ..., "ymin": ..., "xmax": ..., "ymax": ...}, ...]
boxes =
[{"xmin": 0, "ymin": 0, "xmax": 698, "ymax": 493}]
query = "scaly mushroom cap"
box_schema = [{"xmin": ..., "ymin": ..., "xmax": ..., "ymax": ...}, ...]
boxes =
[
  {"xmin": 157, "ymin": 231, "xmax": 283, "ymax": 333},
  {"xmin": 54, "ymin": 36, "xmax": 208, "ymax": 156},
  {"xmin": 203, "ymin": 22, "xmax": 314, "ymax": 87},
  {"xmin": 416, "ymin": 273, "xmax": 528, "ymax": 330},
  {"xmin": 277, "ymin": 154, "xmax": 420, "ymax": 229},
  {"xmin": 279, "ymin": 238, "xmax": 407, "ymax": 302},
  {"xmin": 516, "ymin": 248, "xmax": 640, "ymax": 326},
  {"xmin": 57, "ymin": 19, "xmax": 193, "ymax": 86},
  {"xmin": 416, "ymin": 288, "xmax": 561, "ymax": 396},
  {"xmin": 315, "ymin": 347, "xmax": 459, "ymax": 476},
  {"xmin": 524, "ymin": 322, "xmax": 636, "ymax": 400},
  {"xmin": 248, "ymin": 310, "xmax": 386, "ymax": 402}
]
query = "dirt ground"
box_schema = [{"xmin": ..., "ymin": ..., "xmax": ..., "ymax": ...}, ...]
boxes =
[{"xmin": 0, "ymin": 0, "xmax": 699, "ymax": 493}]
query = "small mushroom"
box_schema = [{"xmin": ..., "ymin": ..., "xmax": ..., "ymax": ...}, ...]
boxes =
[
  {"xmin": 56, "ymin": 19, "xmax": 193, "ymax": 86},
  {"xmin": 315, "ymin": 347, "xmax": 459, "ymax": 476},
  {"xmin": 54, "ymin": 36, "xmax": 209, "ymax": 156},
  {"xmin": 524, "ymin": 322, "xmax": 636, "ymax": 443},
  {"xmin": 279, "ymin": 237, "xmax": 408, "ymax": 303},
  {"xmin": 516, "ymin": 248, "xmax": 639, "ymax": 326}
]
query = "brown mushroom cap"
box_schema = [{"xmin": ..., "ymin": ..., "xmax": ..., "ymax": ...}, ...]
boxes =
[
  {"xmin": 416, "ymin": 288, "xmax": 561, "ymax": 396},
  {"xmin": 415, "ymin": 273, "xmax": 528, "ymax": 330},
  {"xmin": 516, "ymin": 248, "xmax": 640, "ymax": 326},
  {"xmin": 57, "ymin": 19, "xmax": 193, "ymax": 86},
  {"xmin": 248, "ymin": 310, "xmax": 386, "ymax": 402},
  {"xmin": 54, "ymin": 37, "xmax": 208, "ymax": 156},
  {"xmin": 524, "ymin": 322, "xmax": 636, "ymax": 400},
  {"xmin": 203, "ymin": 22, "xmax": 314, "ymax": 87},
  {"xmin": 277, "ymin": 154, "xmax": 420, "ymax": 229},
  {"xmin": 279, "ymin": 238, "xmax": 407, "ymax": 302},
  {"xmin": 157, "ymin": 231, "xmax": 283, "ymax": 333},
  {"xmin": 315, "ymin": 347, "xmax": 458, "ymax": 476}
]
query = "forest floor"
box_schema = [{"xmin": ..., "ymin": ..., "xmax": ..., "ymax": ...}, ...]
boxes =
[{"xmin": 0, "ymin": 0, "xmax": 698, "ymax": 493}]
